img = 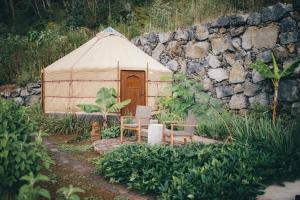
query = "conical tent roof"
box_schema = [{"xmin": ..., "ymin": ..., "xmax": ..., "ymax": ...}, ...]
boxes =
[{"xmin": 45, "ymin": 27, "xmax": 171, "ymax": 73}]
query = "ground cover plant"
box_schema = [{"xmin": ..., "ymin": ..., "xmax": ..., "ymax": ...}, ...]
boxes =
[
  {"xmin": 0, "ymin": 99, "xmax": 52, "ymax": 198},
  {"xmin": 98, "ymin": 113, "xmax": 300, "ymax": 199}
]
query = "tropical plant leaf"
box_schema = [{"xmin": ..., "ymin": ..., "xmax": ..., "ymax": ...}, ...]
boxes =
[
  {"xmin": 109, "ymin": 99, "xmax": 131, "ymax": 113},
  {"xmin": 250, "ymin": 59, "xmax": 274, "ymax": 79},
  {"xmin": 77, "ymin": 104, "xmax": 100, "ymax": 113},
  {"xmin": 280, "ymin": 59, "xmax": 300, "ymax": 78},
  {"xmin": 272, "ymin": 53, "xmax": 280, "ymax": 80},
  {"xmin": 38, "ymin": 188, "xmax": 51, "ymax": 199}
]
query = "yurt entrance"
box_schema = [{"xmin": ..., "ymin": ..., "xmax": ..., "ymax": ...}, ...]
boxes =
[{"xmin": 120, "ymin": 70, "xmax": 146, "ymax": 115}]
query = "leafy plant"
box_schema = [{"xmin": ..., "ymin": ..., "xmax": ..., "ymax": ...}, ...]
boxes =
[
  {"xmin": 17, "ymin": 172, "xmax": 51, "ymax": 200},
  {"xmin": 78, "ymin": 88, "xmax": 131, "ymax": 129},
  {"xmin": 0, "ymin": 99, "xmax": 52, "ymax": 198},
  {"xmin": 57, "ymin": 185, "xmax": 85, "ymax": 200},
  {"xmin": 101, "ymin": 126, "xmax": 120, "ymax": 139},
  {"xmin": 251, "ymin": 53, "xmax": 300, "ymax": 122}
]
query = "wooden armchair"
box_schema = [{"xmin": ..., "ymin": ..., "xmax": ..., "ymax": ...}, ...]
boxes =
[
  {"xmin": 163, "ymin": 111, "xmax": 197, "ymax": 146},
  {"xmin": 120, "ymin": 105, "xmax": 152, "ymax": 143}
]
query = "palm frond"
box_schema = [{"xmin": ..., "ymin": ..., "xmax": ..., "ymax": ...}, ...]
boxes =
[
  {"xmin": 109, "ymin": 99, "xmax": 131, "ymax": 112},
  {"xmin": 250, "ymin": 59, "xmax": 274, "ymax": 79},
  {"xmin": 77, "ymin": 104, "xmax": 100, "ymax": 113},
  {"xmin": 280, "ymin": 59, "xmax": 300, "ymax": 78}
]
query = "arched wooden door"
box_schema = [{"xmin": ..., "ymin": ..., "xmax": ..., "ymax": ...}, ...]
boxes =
[{"xmin": 120, "ymin": 70, "xmax": 146, "ymax": 115}]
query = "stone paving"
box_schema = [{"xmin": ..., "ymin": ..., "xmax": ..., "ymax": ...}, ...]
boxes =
[{"xmin": 93, "ymin": 135, "xmax": 219, "ymax": 154}]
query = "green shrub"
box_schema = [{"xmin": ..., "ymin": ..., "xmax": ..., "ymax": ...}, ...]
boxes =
[
  {"xmin": 98, "ymin": 141, "xmax": 300, "ymax": 199},
  {"xmin": 101, "ymin": 126, "xmax": 120, "ymax": 139},
  {"xmin": 0, "ymin": 99, "xmax": 52, "ymax": 198}
]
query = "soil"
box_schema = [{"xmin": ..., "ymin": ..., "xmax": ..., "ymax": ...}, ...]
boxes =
[{"xmin": 42, "ymin": 134, "xmax": 153, "ymax": 200}]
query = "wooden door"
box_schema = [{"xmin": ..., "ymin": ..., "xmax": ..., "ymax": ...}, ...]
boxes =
[{"xmin": 120, "ymin": 70, "xmax": 146, "ymax": 115}]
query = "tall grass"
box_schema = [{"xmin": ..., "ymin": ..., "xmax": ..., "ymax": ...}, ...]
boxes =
[{"xmin": 231, "ymin": 114, "xmax": 299, "ymax": 152}]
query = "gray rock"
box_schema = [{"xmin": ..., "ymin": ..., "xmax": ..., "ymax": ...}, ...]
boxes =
[
  {"xmin": 279, "ymin": 31, "xmax": 298, "ymax": 45},
  {"xmin": 144, "ymin": 32, "xmax": 158, "ymax": 43},
  {"xmin": 27, "ymin": 82, "xmax": 40, "ymax": 89},
  {"xmin": 14, "ymin": 97, "xmax": 24, "ymax": 106},
  {"xmin": 249, "ymin": 93, "xmax": 269, "ymax": 106},
  {"xmin": 211, "ymin": 35, "xmax": 233, "ymax": 54},
  {"xmin": 185, "ymin": 41, "xmax": 210, "ymax": 59},
  {"xmin": 229, "ymin": 62, "xmax": 246, "ymax": 83},
  {"xmin": 143, "ymin": 45, "xmax": 152, "ymax": 55},
  {"xmin": 216, "ymin": 86, "xmax": 234, "ymax": 98},
  {"xmin": 194, "ymin": 24, "xmax": 209, "ymax": 41},
  {"xmin": 252, "ymin": 70, "xmax": 266, "ymax": 83},
  {"xmin": 261, "ymin": 3, "xmax": 293, "ymax": 22},
  {"xmin": 139, "ymin": 36, "xmax": 149, "ymax": 46},
  {"xmin": 152, "ymin": 43, "xmax": 165, "ymax": 60},
  {"xmin": 166, "ymin": 60, "xmax": 179, "ymax": 72},
  {"xmin": 158, "ymin": 32, "xmax": 172, "ymax": 44},
  {"xmin": 244, "ymin": 82, "xmax": 261, "ymax": 96},
  {"xmin": 175, "ymin": 28, "xmax": 189, "ymax": 41},
  {"xmin": 11, "ymin": 90, "xmax": 20, "ymax": 98},
  {"xmin": 280, "ymin": 17, "xmax": 297, "ymax": 33},
  {"xmin": 207, "ymin": 54, "xmax": 221, "ymax": 68},
  {"xmin": 186, "ymin": 61, "xmax": 206, "ymax": 75},
  {"xmin": 167, "ymin": 41, "xmax": 181, "ymax": 57},
  {"xmin": 257, "ymin": 50, "xmax": 272, "ymax": 63},
  {"xmin": 31, "ymin": 88, "xmax": 41, "ymax": 95},
  {"xmin": 273, "ymin": 46, "xmax": 288, "ymax": 62},
  {"xmin": 291, "ymin": 102, "xmax": 300, "ymax": 116},
  {"xmin": 3, "ymin": 90, "xmax": 11, "ymax": 98},
  {"xmin": 278, "ymin": 80, "xmax": 299, "ymax": 102},
  {"xmin": 20, "ymin": 88, "xmax": 29, "ymax": 97},
  {"xmin": 234, "ymin": 84, "xmax": 244, "ymax": 94},
  {"xmin": 231, "ymin": 37, "xmax": 241, "ymax": 50},
  {"xmin": 229, "ymin": 94, "xmax": 247, "ymax": 109},
  {"xmin": 27, "ymin": 95, "xmax": 40, "ymax": 106},
  {"xmin": 230, "ymin": 27, "xmax": 245, "ymax": 37},
  {"xmin": 242, "ymin": 24, "xmax": 279, "ymax": 50},
  {"xmin": 224, "ymin": 53, "xmax": 236, "ymax": 66},
  {"xmin": 212, "ymin": 14, "xmax": 248, "ymax": 28},
  {"xmin": 247, "ymin": 12, "xmax": 261, "ymax": 25},
  {"xmin": 207, "ymin": 68, "xmax": 228, "ymax": 82}
]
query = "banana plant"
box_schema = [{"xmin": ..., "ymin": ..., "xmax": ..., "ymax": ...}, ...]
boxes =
[
  {"xmin": 57, "ymin": 185, "xmax": 84, "ymax": 200},
  {"xmin": 251, "ymin": 53, "xmax": 300, "ymax": 122},
  {"xmin": 77, "ymin": 88, "xmax": 131, "ymax": 129}
]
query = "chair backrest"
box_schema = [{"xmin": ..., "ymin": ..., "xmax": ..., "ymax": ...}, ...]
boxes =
[
  {"xmin": 135, "ymin": 105, "xmax": 152, "ymax": 125},
  {"xmin": 184, "ymin": 111, "xmax": 197, "ymax": 133}
]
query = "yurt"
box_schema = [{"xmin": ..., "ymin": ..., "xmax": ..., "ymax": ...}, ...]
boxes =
[{"xmin": 42, "ymin": 27, "xmax": 173, "ymax": 115}]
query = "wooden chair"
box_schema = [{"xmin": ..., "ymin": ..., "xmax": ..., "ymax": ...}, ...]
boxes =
[
  {"xmin": 163, "ymin": 111, "xmax": 197, "ymax": 146},
  {"xmin": 120, "ymin": 105, "xmax": 152, "ymax": 143}
]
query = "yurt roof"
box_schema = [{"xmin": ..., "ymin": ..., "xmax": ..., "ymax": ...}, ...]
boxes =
[{"xmin": 45, "ymin": 27, "xmax": 171, "ymax": 73}]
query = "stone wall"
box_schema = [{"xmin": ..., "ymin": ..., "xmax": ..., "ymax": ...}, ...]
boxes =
[
  {"xmin": 0, "ymin": 81, "xmax": 41, "ymax": 106},
  {"xmin": 131, "ymin": 2, "xmax": 300, "ymax": 115}
]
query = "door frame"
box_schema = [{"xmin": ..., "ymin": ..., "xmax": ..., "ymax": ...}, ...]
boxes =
[{"xmin": 120, "ymin": 70, "xmax": 147, "ymax": 115}]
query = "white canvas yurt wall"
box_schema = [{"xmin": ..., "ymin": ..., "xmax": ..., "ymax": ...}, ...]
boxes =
[{"xmin": 42, "ymin": 27, "xmax": 172, "ymax": 113}]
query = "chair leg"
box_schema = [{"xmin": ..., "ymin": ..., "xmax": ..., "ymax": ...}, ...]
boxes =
[
  {"xmin": 138, "ymin": 128, "xmax": 141, "ymax": 143},
  {"xmin": 120, "ymin": 127, "xmax": 124, "ymax": 143}
]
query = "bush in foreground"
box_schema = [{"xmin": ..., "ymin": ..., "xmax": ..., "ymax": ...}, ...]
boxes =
[{"xmin": 0, "ymin": 99, "xmax": 52, "ymax": 198}]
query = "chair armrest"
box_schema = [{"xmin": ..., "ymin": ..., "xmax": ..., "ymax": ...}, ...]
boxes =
[
  {"xmin": 163, "ymin": 121, "xmax": 183, "ymax": 124},
  {"xmin": 171, "ymin": 124, "xmax": 197, "ymax": 128}
]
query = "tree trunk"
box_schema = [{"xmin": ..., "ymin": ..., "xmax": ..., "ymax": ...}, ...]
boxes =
[
  {"xmin": 272, "ymin": 80, "xmax": 279, "ymax": 123},
  {"xmin": 8, "ymin": 0, "xmax": 15, "ymax": 20}
]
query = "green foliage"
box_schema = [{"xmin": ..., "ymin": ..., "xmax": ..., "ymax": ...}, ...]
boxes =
[
  {"xmin": 231, "ymin": 114, "xmax": 299, "ymax": 153},
  {"xmin": 78, "ymin": 88, "xmax": 131, "ymax": 128},
  {"xmin": 101, "ymin": 126, "xmax": 120, "ymax": 139},
  {"xmin": 0, "ymin": 25, "xmax": 92, "ymax": 85},
  {"xmin": 17, "ymin": 172, "xmax": 51, "ymax": 200},
  {"xmin": 57, "ymin": 185, "xmax": 85, "ymax": 200},
  {"xmin": 0, "ymin": 99, "xmax": 52, "ymax": 198},
  {"xmin": 98, "ymin": 141, "xmax": 300, "ymax": 199}
]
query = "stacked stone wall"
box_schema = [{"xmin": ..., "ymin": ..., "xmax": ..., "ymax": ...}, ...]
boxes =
[{"xmin": 132, "ymin": 2, "xmax": 300, "ymax": 115}]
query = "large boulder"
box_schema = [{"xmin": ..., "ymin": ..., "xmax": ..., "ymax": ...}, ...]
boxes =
[
  {"xmin": 166, "ymin": 59, "xmax": 179, "ymax": 72},
  {"xmin": 152, "ymin": 43, "xmax": 165, "ymax": 60},
  {"xmin": 210, "ymin": 35, "xmax": 233, "ymax": 54},
  {"xmin": 207, "ymin": 68, "xmax": 228, "ymax": 82},
  {"xmin": 229, "ymin": 62, "xmax": 246, "ymax": 83},
  {"xmin": 249, "ymin": 92, "xmax": 269, "ymax": 106},
  {"xmin": 280, "ymin": 17, "xmax": 297, "ymax": 33},
  {"xmin": 185, "ymin": 41, "xmax": 210, "ymax": 59},
  {"xmin": 279, "ymin": 31, "xmax": 298, "ymax": 45},
  {"xmin": 20, "ymin": 88, "xmax": 29, "ymax": 97},
  {"xmin": 242, "ymin": 24, "xmax": 279, "ymax": 50},
  {"xmin": 212, "ymin": 14, "xmax": 248, "ymax": 28},
  {"xmin": 174, "ymin": 28, "xmax": 189, "ymax": 41},
  {"xmin": 244, "ymin": 82, "xmax": 261, "ymax": 97},
  {"xmin": 194, "ymin": 24, "xmax": 209, "ymax": 41},
  {"xmin": 229, "ymin": 94, "xmax": 247, "ymax": 109},
  {"xmin": 167, "ymin": 41, "xmax": 181, "ymax": 57},
  {"xmin": 158, "ymin": 32, "xmax": 172, "ymax": 44},
  {"xmin": 207, "ymin": 54, "xmax": 221, "ymax": 68},
  {"xmin": 216, "ymin": 86, "xmax": 234, "ymax": 98},
  {"xmin": 260, "ymin": 3, "xmax": 293, "ymax": 22},
  {"xmin": 14, "ymin": 97, "xmax": 24, "ymax": 106},
  {"xmin": 247, "ymin": 12, "xmax": 261, "ymax": 25}
]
